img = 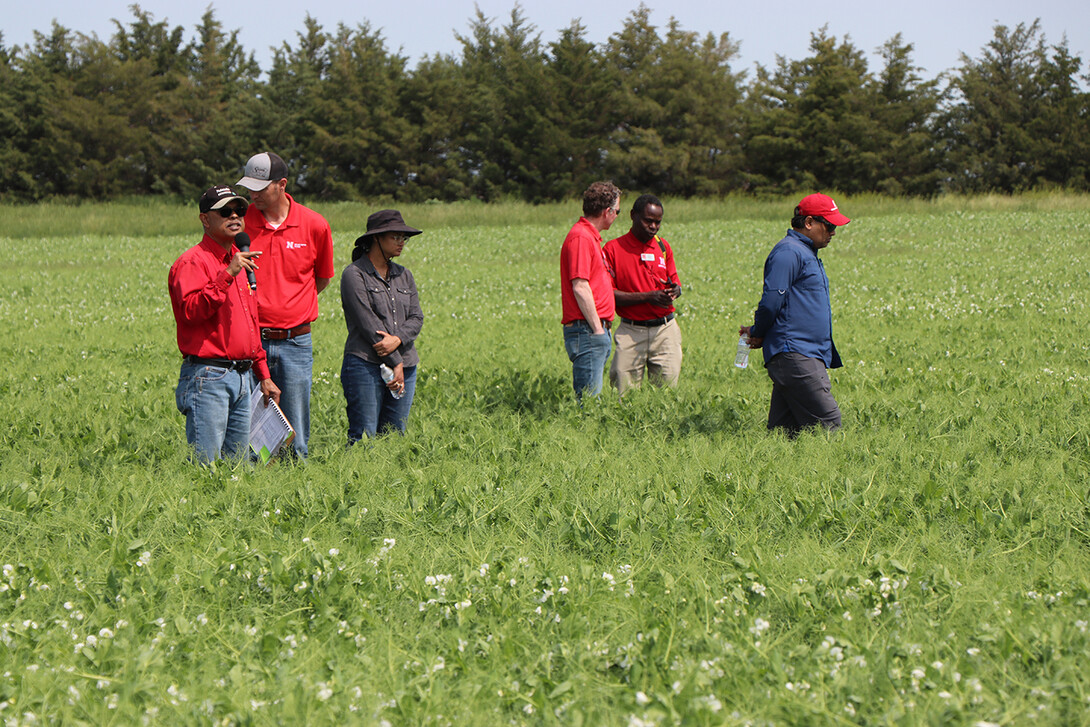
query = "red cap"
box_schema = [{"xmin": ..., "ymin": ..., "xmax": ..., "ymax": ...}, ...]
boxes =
[{"xmin": 796, "ymin": 193, "xmax": 850, "ymax": 226}]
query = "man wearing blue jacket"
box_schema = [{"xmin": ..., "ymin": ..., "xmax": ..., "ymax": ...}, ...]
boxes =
[{"xmin": 741, "ymin": 193, "xmax": 850, "ymax": 436}]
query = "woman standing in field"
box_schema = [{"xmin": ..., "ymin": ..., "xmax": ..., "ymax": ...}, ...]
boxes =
[{"xmin": 340, "ymin": 210, "xmax": 424, "ymax": 444}]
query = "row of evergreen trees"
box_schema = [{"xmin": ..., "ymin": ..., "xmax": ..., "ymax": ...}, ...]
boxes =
[{"xmin": 1, "ymin": 6, "xmax": 1086, "ymax": 202}]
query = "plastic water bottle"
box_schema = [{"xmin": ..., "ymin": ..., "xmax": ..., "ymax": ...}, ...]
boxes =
[
  {"xmin": 379, "ymin": 363, "xmax": 402, "ymax": 399},
  {"xmin": 734, "ymin": 335, "xmax": 749, "ymax": 369}
]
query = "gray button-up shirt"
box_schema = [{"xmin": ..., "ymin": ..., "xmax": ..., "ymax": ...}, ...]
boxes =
[{"xmin": 340, "ymin": 257, "xmax": 423, "ymax": 368}]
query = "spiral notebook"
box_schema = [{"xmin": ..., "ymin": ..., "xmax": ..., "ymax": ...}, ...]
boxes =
[{"xmin": 249, "ymin": 388, "xmax": 296, "ymax": 464}]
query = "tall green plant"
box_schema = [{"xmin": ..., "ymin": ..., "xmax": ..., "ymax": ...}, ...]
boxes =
[
  {"xmin": 604, "ymin": 9, "xmax": 746, "ymax": 196},
  {"xmin": 743, "ymin": 28, "xmax": 881, "ymax": 194},
  {"xmin": 940, "ymin": 20, "xmax": 1088, "ymax": 192},
  {"xmin": 868, "ymin": 34, "xmax": 944, "ymax": 196}
]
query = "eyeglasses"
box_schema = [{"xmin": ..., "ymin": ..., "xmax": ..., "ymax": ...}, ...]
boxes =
[
  {"xmin": 813, "ymin": 217, "xmax": 836, "ymax": 234},
  {"xmin": 609, "ymin": 207, "xmax": 621, "ymax": 216},
  {"xmin": 213, "ymin": 204, "xmax": 248, "ymax": 219}
]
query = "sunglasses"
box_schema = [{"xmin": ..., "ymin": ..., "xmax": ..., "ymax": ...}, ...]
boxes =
[
  {"xmin": 213, "ymin": 204, "xmax": 248, "ymax": 218},
  {"xmin": 813, "ymin": 217, "xmax": 836, "ymax": 234}
]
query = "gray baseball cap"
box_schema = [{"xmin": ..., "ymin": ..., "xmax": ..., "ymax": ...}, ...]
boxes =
[{"xmin": 236, "ymin": 152, "xmax": 288, "ymax": 191}]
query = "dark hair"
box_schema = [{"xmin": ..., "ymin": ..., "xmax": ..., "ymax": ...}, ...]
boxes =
[
  {"xmin": 631, "ymin": 194, "xmax": 663, "ymax": 216},
  {"xmin": 351, "ymin": 237, "xmax": 373, "ymax": 262},
  {"xmin": 792, "ymin": 213, "xmax": 834, "ymax": 231},
  {"xmin": 582, "ymin": 181, "xmax": 620, "ymax": 217}
]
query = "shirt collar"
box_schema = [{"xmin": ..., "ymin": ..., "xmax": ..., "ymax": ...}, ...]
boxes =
[
  {"xmin": 629, "ymin": 231, "xmax": 659, "ymax": 249},
  {"xmin": 357, "ymin": 254, "xmax": 403, "ymax": 281},
  {"xmin": 786, "ymin": 228, "xmax": 818, "ymax": 253},
  {"xmin": 251, "ymin": 192, "xmax": 298, "ymax": 230},
  {"xmin": 199, "ymin": 234, "xmax": 234, "ymax": 261},
  {"xmin": 577, "ymin": 217, "xmax": 603, "ymax": 242}
]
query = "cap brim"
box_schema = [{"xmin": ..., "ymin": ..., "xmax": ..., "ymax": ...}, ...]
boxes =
[
  {"xmin": 825, "ymin": 211, "xmax": 851, "ymax": 225},
  {"xmin": 236, "ymin": 176, "xmax": 272, "ymax": 191},
  {"xmin": 205, "ymin": 195, "xmax": 247, "ymax": 211}
]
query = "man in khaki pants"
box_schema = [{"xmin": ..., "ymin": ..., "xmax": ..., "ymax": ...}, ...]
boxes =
[{"xmin": 603, "ymin": 194, "xmax": 683, "ymax": 395}]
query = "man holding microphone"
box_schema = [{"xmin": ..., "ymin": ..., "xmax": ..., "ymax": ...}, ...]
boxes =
[{"xmin": 168, "ymin": 185, "xmax": 281, "ymax": 462}]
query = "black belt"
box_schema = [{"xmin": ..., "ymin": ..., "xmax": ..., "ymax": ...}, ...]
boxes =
[
  {"xmin": 184, "ymin": 355, "xmax": 253, "ymax": 372},
  {"xmin": 261, "ymin": 324, "xmax": 311, "ymax": 340},
  {"xmin": 564, "ymin": 318, "xmax": 612, "ymax": 332},
  {"xmin": 621, "ymin": 313, "xmax": 675, "ymax": 328}
]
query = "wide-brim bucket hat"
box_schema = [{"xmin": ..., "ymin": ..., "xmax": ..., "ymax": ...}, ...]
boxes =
[{"xmin": 353, "ymin": 209, "xmax": 422, "ymax": 247}]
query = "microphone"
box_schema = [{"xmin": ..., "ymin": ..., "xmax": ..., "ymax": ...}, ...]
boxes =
[{"xmin": 234, "ymin": 232, "xmax": 257, "ymax": 291}]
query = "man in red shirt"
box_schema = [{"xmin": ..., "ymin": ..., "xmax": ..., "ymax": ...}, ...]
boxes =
[
  {"xmin": 603, "ymin": 194, "xmax": 682, "ymax": 395},
  {"xmin": 237, "ymin": 152, "xmax": 334, "ymax": 458},
  {"xmin": 560, "ymin": 181, "xmax": 621, "ymax": 400},
  {"xmin": 169, "ymin": 185, "xmax": 281, "ymax": 462}
]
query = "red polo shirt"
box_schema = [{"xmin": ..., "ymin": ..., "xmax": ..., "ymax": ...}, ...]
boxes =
[
  {"xmin": 603, "ymin": 231, "xmax": 679, "ymax": 321},
  {"xmin": 168, "ymin": 235, "xmax": 271, "ymax": 381},
  {"xmin": 560, "ymin": 217, "xmax": 616, "ymax": 324},
  {"xmin": 243, "ymin": 192, "xmax": 335, "ymax": 329}
]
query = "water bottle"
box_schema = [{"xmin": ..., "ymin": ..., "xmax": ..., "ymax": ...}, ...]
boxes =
[
  {"xmin": 379, "ymin": 363, "xmax": 402, "ymax": 399},
  {"xmin": 734, "ymin": 335, "xmax": 749, "ymax": 369}
]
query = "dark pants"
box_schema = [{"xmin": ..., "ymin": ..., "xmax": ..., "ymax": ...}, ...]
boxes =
[{"xmin": 765, "ymin": 352, "xmax": 841, "ymax": 436}]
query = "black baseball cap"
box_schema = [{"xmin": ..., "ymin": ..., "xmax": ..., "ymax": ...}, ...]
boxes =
[{"xmin": 199, "ymin": 185, "xmax": 247, "ymax": 213}]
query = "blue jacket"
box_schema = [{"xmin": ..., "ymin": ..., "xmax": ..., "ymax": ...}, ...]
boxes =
[{"xmin": 751, "ymin": 229, "xmax": 842, "ymax": 368}]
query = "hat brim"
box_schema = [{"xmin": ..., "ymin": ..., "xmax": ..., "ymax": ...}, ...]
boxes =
[
  {"xmin": 824, "ymin": 211, "xmax": 851, "ymax": 226},
  {"xmin": 203, "ymin": 194, "xmax": 247, "ymax": 212},
  {"xmin": 236, "ymin": 176, "xmax": 273, "ymax": 191},
  {"xmin": 355, "ymin": 225, "xmax": 422, "ymax": 245}
]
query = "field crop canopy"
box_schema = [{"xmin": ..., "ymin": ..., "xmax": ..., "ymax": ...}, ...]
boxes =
[{"xmin": 1, "ymin": 195, "xmax": 1089, "ymax": 724}]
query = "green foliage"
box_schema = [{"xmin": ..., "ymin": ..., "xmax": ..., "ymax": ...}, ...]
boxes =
[
  {"xmin": 941, "ymin": 21, "xmax": 1090, "ymax": 193},
  {"xmin": 868, "ymin": 35, "xmax": 945, "ymax": 196},
  {"xmin": 0, "ymin": 9, "xmax": 1088, "ymax": 202},
  {"xmin": 744, "ymin": 28, "xmax": 940, "ymax": 196},
  {"xmin": 604, "ymin": 10, "xmax": 746, "ymax": 196},
  {"xmin": 1, "ymin": 198, "xmax": 1090, "ymax": 723}
]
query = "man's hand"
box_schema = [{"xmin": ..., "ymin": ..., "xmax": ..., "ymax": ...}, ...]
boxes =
[
  {"xmin": 571, "ymin": 279, "xmax": 604, "ymax": 335},
  {"xmin": 373, "ymin": 330, "xmax": 402, "ymax": 357},
  {"xmin": 227, "ymin": 250, "xmax": 261, "ymax": 278},
  {"xmin": 616, "ymin": 282, "xmax": 680, "ymax": 309},
  {"xmin": 645, "ymin": 288, "xmax": 675, "ymax": 307},
  {"xmin": 739, "ymin": 325, "xmax": 763, "ymax": 349},
  {"xmin": 259, "ymin": 377, "xmax": 281, "ymax": 407}
]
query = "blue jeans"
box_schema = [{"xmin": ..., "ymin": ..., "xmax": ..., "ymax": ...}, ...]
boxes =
[
  {"xmin": 175, "ymin": 361, "xmax": 253, "ymax": 463},
  {"xmin": 262, "ymin": 333, "xmax": 312, "ymax": 458},
  {"xmin": 341, "ymin": 354, "xmax": 417, "ymax": 444},
  {"xmin": 563, "ymin": 322, "xmax": 613, "ymax": 400}
]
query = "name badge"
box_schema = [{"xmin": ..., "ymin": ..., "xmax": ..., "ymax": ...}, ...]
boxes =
[{"xmin": 640, "ymin": 253, "xmax": 655, "ymax": 262}]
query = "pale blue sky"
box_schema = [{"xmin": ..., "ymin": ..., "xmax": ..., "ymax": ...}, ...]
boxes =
[{"xmin": 2, "ymin": 0, "xmax": 1085, "ymax": 80}]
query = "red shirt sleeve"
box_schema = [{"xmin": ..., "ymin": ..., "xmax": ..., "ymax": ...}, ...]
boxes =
[
  {"xmin": 314, "ymin": 220, "xmax": 335, "ymax": 280},
  {"xmin": 169, "ymin": 258, "xmax": 234, "ymax": 324}
]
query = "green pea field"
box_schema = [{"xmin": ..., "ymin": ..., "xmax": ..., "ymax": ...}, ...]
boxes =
[{"xmin": 1, "ymin": 194, "xmax": 1088, "ymax": 725}]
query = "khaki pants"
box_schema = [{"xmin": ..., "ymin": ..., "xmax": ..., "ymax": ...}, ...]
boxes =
[{"xmin": 609, "ymin": 318, "xmax": 682, "ymax": 395}]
